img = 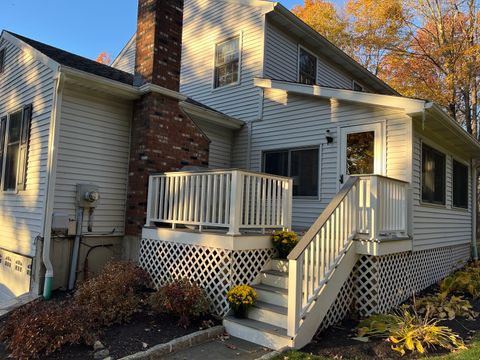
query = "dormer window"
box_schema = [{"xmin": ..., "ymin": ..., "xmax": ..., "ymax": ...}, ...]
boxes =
[
  {"xmin": 214, "ymin": 36, "xmax": 240, "ymax": 88},
  {"xmin": 298, "ymin": 47, "xmax": 317, "ymax": 85},
  {"xmin": 0, "ymin": 48, "xmax": 5, "ymax": 74},
  {"xmin": 353, "ymin": 81, "xmax": 364, "ymax": 92}
]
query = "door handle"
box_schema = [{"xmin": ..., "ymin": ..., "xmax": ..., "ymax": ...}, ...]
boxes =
[{"xmin": 339, "ymin": 174, "xmax": 344, "ymax": 184}]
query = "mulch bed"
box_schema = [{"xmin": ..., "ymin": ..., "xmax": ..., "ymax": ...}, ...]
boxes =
[
  {"xmin": 301, "ymin": 284, "xmax": 480, "ymax": 359},
  {"xmin": 0, "ymin": 291, "xmax": 220, "ymax": 360}
]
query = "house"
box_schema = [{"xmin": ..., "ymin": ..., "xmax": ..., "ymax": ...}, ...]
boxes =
[{"xmin": 0, "ymin": 0, "xmax": 478, "ymax": 351}]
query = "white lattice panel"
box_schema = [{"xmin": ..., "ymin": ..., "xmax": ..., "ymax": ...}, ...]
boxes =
[{"xmin": 139, "ymin": 238, "xmax": 273, "ymax": 316}]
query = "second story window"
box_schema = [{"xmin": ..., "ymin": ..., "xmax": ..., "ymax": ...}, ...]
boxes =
[
  {"xmin": 0, "ymin": 48, "xmax": 5, "ymax": 74},
  {"xmin": 298, "ymin": 47, "xmax": 317, "ymax": 85},
  {"xmin": 214, "ymin": 36, "xmax": 240, "ymax": 88}
]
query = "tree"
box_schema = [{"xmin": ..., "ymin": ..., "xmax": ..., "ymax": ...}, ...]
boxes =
[{"xmin": 95, "ymin": 51, "xmax": 112, "ymax": 65}]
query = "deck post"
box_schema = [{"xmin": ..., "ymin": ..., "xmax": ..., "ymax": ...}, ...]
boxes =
[
  {"xmin": 146, "ymin": 175, "xmax": 154, "ymax": 226},
  {"xmin": 227, "ymin": 170, "xmax": 243, "ymax": 235},
  {"xmin": 370, "ymin": 176, "xmax": 379, "ymax": 240},
  {"xmin": 287, "ymin": 258, "xmax": 302, "ymax": 337}
]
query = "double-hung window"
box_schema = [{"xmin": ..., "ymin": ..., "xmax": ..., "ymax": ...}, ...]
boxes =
[
  {"xmin": 214, "ymin": 36, "xmax": 240, "ymax": 88},
  {"xmin": 452, "ymin": 159, "xmax": 468, "ymax": 209},
  {"xmin": 0, "ymin": 105, "xmax": 32, "ymax": 192},
  {"xmin": 264, "ymin": 148, "xmax": 319, "ymax": 197},
  {"xmin": 298, "ymin": 47, "xmax": 317, "ymax": 85},
  {"xmin": 0, "ymin": 48, "xmax": 5, "ymax": 74},
  {"xmin": 421, "ymin": 143, "xmax": 446, "ymax": 205}
]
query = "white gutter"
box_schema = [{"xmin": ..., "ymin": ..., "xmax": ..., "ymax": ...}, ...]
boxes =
[
  {"xmin": 42, "ymin": 71, "xmax": 64, "ymax": 299},
  {"xmin": 179, "ymin": 101, "xmax": 244, "ymax": 129}
]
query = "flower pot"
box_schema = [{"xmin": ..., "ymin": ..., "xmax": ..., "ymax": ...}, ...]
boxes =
[{"xmin": 231, "ymin": 303, "xmax": 250, "ymax": 318}]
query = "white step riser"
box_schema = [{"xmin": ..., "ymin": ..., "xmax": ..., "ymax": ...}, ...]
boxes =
[
  {"xmin": 249, "ymin": 307, "xmax": 287, "ymax": 328},
  {"xmin": 224, "ymin": 319, "xmax": 292, "ymax": 351},
  {"xmin": 271, "ymin": 260, "xmax": 288, "ymax": 273},
  {"xmin": 261, "ymin": 273, "xmax": 288, "ymax": 288},
  {"xmin": 255, "ymin": 288, "xmax": 288, "ymax": 307}
]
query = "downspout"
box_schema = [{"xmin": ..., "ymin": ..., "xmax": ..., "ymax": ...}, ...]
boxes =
[
  {"xmin": 42, "ymin": 71, "xmax": 64, "ymax": 299},
  {"xmin": 472, "ymin": 158, "xmax": 479, "ymax": 260}
]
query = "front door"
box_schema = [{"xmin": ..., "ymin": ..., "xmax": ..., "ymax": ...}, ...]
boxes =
[{"xmin": 339, "ymin": 123, "xmax": 383, "ymax": 185}]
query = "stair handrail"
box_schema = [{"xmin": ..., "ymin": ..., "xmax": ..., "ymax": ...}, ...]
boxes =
[
  {"xmin": 288, "ymin": 176, "xmax": 359, "ymax": 261},
  {"xmin": 287, "ymin": 176, "xmax": 359, "ymax": 337}
]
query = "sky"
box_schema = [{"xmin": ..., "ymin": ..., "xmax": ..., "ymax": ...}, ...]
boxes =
[{"xmin": 0, "ymin": 0, "xmax": 304, "ymax": 62}]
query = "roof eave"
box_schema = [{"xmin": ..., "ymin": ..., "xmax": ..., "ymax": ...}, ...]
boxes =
[{"xmin": 179, "ymin": 101, "xmax": 244, "ymax": 130}]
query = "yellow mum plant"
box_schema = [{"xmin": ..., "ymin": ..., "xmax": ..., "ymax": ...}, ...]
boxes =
[
  {"xmin": 227, "ymin": 285, "xmax": 257, "ymax": 318},
  {"xmin": 272, "ymin": 230, "xmax": 299, "ymax": 258}
]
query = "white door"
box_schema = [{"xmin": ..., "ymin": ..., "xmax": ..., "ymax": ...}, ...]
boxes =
[{"xmin": 339, "ymin": 123, "xmax": 384, "ymax": 185}]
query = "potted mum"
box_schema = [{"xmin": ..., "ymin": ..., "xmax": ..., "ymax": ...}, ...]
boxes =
[
  {"xmin": 272, "ymin": 230, "xmax": 299, "ymax": 259},
  {"xmin": 227, "ymin": 284, "xmax": 257, "ymax": 318}
]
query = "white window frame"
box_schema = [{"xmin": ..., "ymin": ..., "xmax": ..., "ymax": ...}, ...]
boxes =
[
  {"xmin": 212, "ymin": 32, "xmax": 242, "ymax": 90},
  {"xmin": 262, "ymin": 145, "xmax": 321, "ymax": 199},
  {"xmin": 297, "ymin": 45, "xmax": 318, "ymax": 85},
  {"xmin": 1, "ymin": 107, "xmax": 23, "ymax": 194}
]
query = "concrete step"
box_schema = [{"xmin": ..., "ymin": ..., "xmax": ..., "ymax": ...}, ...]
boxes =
[
  {"xmin": 250, "ymin": 301, "xmax": 288, "ymax": 328},
  {"xmin": 252, "ymin": 283, "xmax": 288, "ymax": 307},
  {"xmin": 260, "ymin": 270, "xmax": 288, "ymax": 288},
  {"xmin": 223, "ymin": 316, "xmax": 293, "ymax": 350},
  {"xmin": 271, "ymin": 259, "xmax": 288, "ymax": 273}
]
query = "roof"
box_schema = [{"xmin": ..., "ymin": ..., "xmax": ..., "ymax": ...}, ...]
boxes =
[{"xmin": 6, "ymin": 31, "xmax": 134, "ymax": 85}]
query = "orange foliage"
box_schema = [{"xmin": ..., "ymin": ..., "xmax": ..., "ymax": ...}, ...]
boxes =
[{"xmin": 95, "ymin": 51, "xmax": 112, "ymax": 65}]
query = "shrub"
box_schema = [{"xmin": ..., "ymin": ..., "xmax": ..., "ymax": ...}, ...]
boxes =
[
  {"xmin": 272, "ymin": 230, "xmax": 299, "ymax": 258},
  {"xmin": 414, "ymin": 293, "xmax": 478, "ymax": 320},
  {"xmin": 149, "ymin": 278, "xmax": 210, "ymax": 327},
  {"xmin": 357, "ymin": 306, "xmax": 466, "ymax": 356},
  {"xmin": 440, "ymin": 264, "xmax": 480, "ymax": 298},
  {"xmin": 227, "ymin": 284, "xmax": 257, "ymax": 307},
  {"xmin": 0, "ymin": 300, "xmax": 97, "ymax": 359},
  {"xmin": 74, "ymin": 261, "xmax": 150, "ymax": 326}
]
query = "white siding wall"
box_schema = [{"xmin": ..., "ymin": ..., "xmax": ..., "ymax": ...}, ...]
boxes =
[
  {"xmin": 195, "ymin": 119, "xmax": 233, "ymax": 168},
  {"xmin": 112, "ymin": 36, "xmax": 136, "ymax": 74},
  {"xmin": 53, "ymin": 85, "xmax": 131, "ymax": 235},
  {"xmin": 0, "ymin": 37, "xmax": 54, "ymax": 256},
  {"xmin": 412, "ymin": 129, "xmax": 472, "ymax": 251},
  {"xmin": 264, "ymin": 23, "xmax": 356, "ymax": 90},
  {"xmin": 233, "ymin": 89, "xmax": 411, "ymax": 229},
  {"xmin": 180, "ymin": 0, "xmax": 265, "ymax": 122}
]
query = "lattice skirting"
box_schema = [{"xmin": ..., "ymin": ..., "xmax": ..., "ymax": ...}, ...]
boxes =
[
  {"xmin": 139, "ymin": 238, "xmax": 274, "ymax": 316},
  {"xmin": 318, "ymin": 243, "xmax": 470, "ymax": 331}
]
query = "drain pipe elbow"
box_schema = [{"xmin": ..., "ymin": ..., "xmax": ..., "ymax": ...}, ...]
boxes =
[{"xmin": 42, "ymin": 72, "xmax": 64, "ymax": 299}]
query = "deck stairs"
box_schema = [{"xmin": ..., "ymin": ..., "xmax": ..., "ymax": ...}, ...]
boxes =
[{"xmin": 224, "ymin": 177, "xmax": 364, "ymax": 350}]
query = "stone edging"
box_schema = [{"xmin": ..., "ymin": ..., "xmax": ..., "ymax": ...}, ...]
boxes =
[{"xmin": 119, "ymin": 325, "xmax": 225, "ymax": 360}]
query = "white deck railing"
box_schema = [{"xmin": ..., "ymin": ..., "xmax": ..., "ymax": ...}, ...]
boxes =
[
  {"xmin": 146, "ymin": 169, "xmax": 293, "ymax": 235},
  {"xmin": 287, "ymin": 175, "xmax": 409, "ymax": 337}
]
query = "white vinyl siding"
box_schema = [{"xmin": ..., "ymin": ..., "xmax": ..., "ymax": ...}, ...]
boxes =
[
  {"xmin": 412, "ymin": 130, "xmax": 472, "ymax": 251},
  {"xmin": 111, "ymin": 35, "xmax": 136, "ymax": 74},
  {"xmin": 264, "ymin": 23, "xmax": 355, "ymax": 90},
  {"xmin": 195, "ymin": 119, "xmax": 233, "ymax": 168},
  {"xmin": 233, "ymin": 89, "xmax": 411, "ymax": 229},
  {"xmin": 180, "ymin": 0, "xmax": 265, "ymax": 122},
  {"xmin": 0, "ymin": 37, "xmax": 54, "ymax": 256},
  {"xmin": 53, "ymin": 85, "xmax": 131, "ymax": 235}
]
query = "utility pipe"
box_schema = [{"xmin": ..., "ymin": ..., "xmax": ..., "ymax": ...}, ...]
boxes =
[
  {"xmin": 42, "ymin": 71, "xmax": 64, "ymax": 299},
  {"xmin": 472, "ymin": 159, "xmax": 479, "ymax": 261},
  {"xmin": 68, "ymin": 207, "xmax": 84, "ymax": 290}
]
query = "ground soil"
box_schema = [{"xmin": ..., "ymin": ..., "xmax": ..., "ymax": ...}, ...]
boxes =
[
  {"xmin": 301, "ymin": 284, "xmax": 480, "ymax": 359},
  {"xmin": 0, "ymin": 290, "xmax": 219, "ymax": 360}
]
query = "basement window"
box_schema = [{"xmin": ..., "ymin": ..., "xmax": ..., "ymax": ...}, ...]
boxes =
[
  {"xmin": 298, "ymin": 47, "xmax": 317, "ymax": 85},
  {"xmin": 421, "ymin": 143, "xmax": 446, "ymax": 205},
  {"xmin": 214, "ymin": 36, "xmax": 240, "ymax": 88},
  {"xmin": 264, "ymin": 147, "xmax": 319, "ymax": 197},
  {"xmin": 452, "ymin": 159, "xmax": 468, "ymax": 209},
  {"xmin": 0, "ymin": 48, "xmax": 5, "ymax": 74}
]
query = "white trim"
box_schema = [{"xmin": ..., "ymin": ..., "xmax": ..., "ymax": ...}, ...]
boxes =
[
  {"xmin": 212, "ymin": 32, "xmax": 243, "ymax": 91},
  {"xmin": 215, "ymin": 0, "xmax": 276, "ymax": 11},
  {"xmin": 138, "ymin": 83, "xmax": 187, "ymax": 101},
  {"xmin": 179, "ymin": 101, "xmax": 244, "ymax": 129},
  {"xmin": 111, "ymin": 34, "xmax": 135, "ymax": 68},
  {"xmin": 297, "ymin": 45, "xmax": 318, "ymax": 84}
]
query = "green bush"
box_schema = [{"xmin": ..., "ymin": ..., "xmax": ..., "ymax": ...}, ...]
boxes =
[
  {"xmin": 149, "ymin": 278, "xmax": 210, "ymax": 327},
  {"xmin": 74, "ymin": 261, "xmax": 151, "ymax": 326},
  {"xmin": 440, "ymin": 263, "xmax": 480, "ymax": 298}
]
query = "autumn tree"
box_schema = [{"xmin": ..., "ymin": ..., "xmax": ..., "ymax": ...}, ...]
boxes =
[{"xmin": 95, "ymin": 51, "xmax": 112, "ymax": 65}]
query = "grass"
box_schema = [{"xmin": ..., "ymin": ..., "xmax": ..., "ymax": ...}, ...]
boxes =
[{"xmin": 271, "ymin": 335, "xmax": 480, "ymax": 360}]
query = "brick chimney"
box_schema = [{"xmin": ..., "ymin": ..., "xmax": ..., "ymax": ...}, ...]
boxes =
[{"xmin": 125, "ymin": 0, "xmax": 209, "ymax": 236}]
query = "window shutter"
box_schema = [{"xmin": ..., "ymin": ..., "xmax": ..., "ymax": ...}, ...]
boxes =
[
  {"xmin": 0, "ymin": 116, "xmax": 6, "ymax": 182},
  {"xmin": 17, "ymin": 104, "xmax": 32, "ymax": 190}
]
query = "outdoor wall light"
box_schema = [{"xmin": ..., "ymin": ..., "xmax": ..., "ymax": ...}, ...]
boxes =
[{"xmin": 325, "ymin": 130, "xmax": 333, "ymax": 144}]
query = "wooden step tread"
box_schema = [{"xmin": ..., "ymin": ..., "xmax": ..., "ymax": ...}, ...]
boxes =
[
  {"xmin": 262, "ymin": 269, "xmax": 288, "ymax": 277},
  {"xmin": 224, "ymin": 316, "xmax": 290, "ymax": 339},
  {"xmin": 252, "ymin": 283, "xmax": 288, "ymax": 295},
  {"xmin": 253, "ymin": 301, "xmax": 288, "ymax": 315}
]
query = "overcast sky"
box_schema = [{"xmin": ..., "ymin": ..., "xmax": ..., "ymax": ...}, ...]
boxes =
[{"xmin": 0, "ymin": 0, "xmax": 318, "ymax": 62}]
